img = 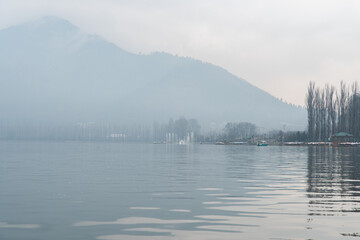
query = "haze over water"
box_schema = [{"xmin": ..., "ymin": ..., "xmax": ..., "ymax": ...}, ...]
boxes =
[{"xmin": 1, "ymin": 141, "xmax": 360, "ymax": 239}]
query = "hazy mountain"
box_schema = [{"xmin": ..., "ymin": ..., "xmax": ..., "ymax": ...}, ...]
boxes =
[{"xmin": 0, "ymin": 16, "xmax": 306, "ymax": 131}]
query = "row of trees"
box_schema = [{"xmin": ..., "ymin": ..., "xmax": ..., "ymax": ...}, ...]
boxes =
[
  {"xmin": 223, "ymin": 122, "xmax": 257, "ymax": 141},
  {"xmin": 0, "ymin": 118, "xmax": 201, "ymax": 142},
  {"xmin": 306, "ymin": 81, "xmax": 360, "ymax": 141},
  {"xmin": 0, "ymin": 119, "xmax": 259, "ymax": 143},
  {"xmin": 152, "ymin": 117, "xmax": 201, "ymax": 142},
  {"xmin": 0, "ymin": 121, "xmax": 152, "ymax": 141}
]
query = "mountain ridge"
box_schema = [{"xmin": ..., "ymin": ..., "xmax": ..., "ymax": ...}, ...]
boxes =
[{"xmin": 0, "ymin": 16, "xmax": 306, "ymax": 130}]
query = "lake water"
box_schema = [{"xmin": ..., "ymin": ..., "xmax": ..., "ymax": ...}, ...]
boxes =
[{"xmin": 1, "ymin": 141, "xmax": 360, "ymax": 240}]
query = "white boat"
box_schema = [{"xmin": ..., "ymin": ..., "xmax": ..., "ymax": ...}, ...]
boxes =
[{"xmin": 257, "ymin": 141, "xmax": 268, "ymax": 146}]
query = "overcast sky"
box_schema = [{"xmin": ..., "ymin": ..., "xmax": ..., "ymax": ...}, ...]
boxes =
[{"xmin": 1, "ymin": 0, "xmax": 360, "ymax": 106}]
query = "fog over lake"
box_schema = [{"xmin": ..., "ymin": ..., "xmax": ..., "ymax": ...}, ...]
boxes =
[
  {"xmin": 1, "ymin": 3, "xmax": 359, "ymax": 240},
  {"xmin": 0, "ymin": 17, "xmax": 306, "ymax": 133}
]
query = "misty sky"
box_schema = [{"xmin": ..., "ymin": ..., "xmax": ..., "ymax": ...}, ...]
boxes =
[{"xmin": 1, "ymin": 0, "xmax": 360, "ymax": 106}]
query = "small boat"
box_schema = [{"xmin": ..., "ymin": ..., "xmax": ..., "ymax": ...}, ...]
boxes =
[{"xmin": 257, "ymin": 141, "xmax": 268, "ymax": 146}]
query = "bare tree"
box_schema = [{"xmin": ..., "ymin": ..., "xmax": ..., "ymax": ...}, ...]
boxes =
[
  {"xmin": 338, "ymin": 81, "xmax": 348, "ymax": 132},
  {"xmin": 314, "ymin": 87, "xmax": 321, "ymax": 141},
  {"xmin": 306, "ymin": 82, "xmax": 316, "ymax": 141},
  {"xmin": 348, "ymin": 82, "xmax": 360, "ymax": 138},
  {"xmin": 320, "ymin": 89, "xmax": 326, "ymax": 141},
  {"xmin": 327, "ymin": 85, "xmax": 337, "ymax": 137}
]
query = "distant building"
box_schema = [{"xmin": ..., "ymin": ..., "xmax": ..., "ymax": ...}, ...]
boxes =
[{"xmin": 331, "ymin": 132, "xmax": 354, "ymax": 146}]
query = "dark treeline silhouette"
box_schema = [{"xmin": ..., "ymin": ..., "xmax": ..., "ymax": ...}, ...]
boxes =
[
  {"xmin": 0, "ymin": 121, "xmax": 151, "ymax": 142},
  {"xmin": 152, "ymin": 117, "xmax": 201, "ymax": 143},
  {"xmin": 266, "ymin": 130, "xmax": 307, "ymax": 143},
  {"xmin": 0, "ymin": 118, "xmax": 312, "ymax": 144},
  {"xmin": 1, "ymin": 118, "xmax": 310, "ymax": 143},
  {"xmin": 0, "ymin": 117, "xmax": 201, "ymax": 143},
  {"xmin": 306, "ymin": 81, "xmax": 360, "ymax": 141},
  {"xmin": 0, "ymin": 119, "xmax": 260, "ymax": 143},
  {"xmin": 223, "ymin": 122, "xmax": 257, "ymax": 141}
]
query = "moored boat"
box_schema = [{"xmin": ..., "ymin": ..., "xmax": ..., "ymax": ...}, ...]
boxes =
[{"xmin": 257, "ymin": 141, "xmax": 268, "ymax": 146}]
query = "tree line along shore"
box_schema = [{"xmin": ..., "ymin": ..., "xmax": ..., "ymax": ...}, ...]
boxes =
[{"xmin": 1, "ymin": 80, "xmax": 359, "ymax": 145}]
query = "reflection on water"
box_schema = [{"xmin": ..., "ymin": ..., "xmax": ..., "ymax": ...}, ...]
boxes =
[
  {"xmin": 307, "ymin": 147, "xmax": 360, "ymax": 237},
  {"xmin": 1, "ymin": 142, "xmax": 360, "ymax": 239},
  {"xmin": 307, "ymin": 147, "xmax": 360, "ymax": 202}
]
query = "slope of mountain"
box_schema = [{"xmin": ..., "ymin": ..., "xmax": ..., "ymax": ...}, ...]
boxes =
[{"xmin": 0, "ymin": 16, "xmax": 306, "ymax": 130}]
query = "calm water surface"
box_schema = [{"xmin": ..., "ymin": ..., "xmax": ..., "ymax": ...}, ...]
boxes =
[{"xmin": 1, "ymin": 141, "xmax": 360, "ymax": 239}]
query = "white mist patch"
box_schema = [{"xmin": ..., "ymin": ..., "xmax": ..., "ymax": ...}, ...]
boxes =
[
  {"xmin": 74, "ymin": 217, "xmax": 203, "ymax": 227},
  {"xmin": 96, "ymin": 229, "xmax": 246, "ymax": 240},
  {"xmin": 196, "ymin": 225, "xmax": 242, "ymax": 232},
  {"xmin": 202, "ymin": 201, "xmax": 223, "ymax": 205},
  {"xmin": 130, "ymin": 207, "xmax": 161, "ymax": 210},
  {"xmin": 197, "ymin": 188, "xmax": 223, "ymax": 191},
  {"xmin": 169, "ymin": 209, "xmax": 191, "ymax": 213},
  {"xmin": 151, "ymin": 192, "xmax": 184, "ymax": 196},
  {"xmin": 97, "ymin": 234, "xmax": 170, "ymax": 240},
  {"xmin": 206, "ymin": 193, "xmax": 230, "ymax": 196},
  {"xmin": 0, "ymin": 222, "xmax": 40, "ymax": 229}
]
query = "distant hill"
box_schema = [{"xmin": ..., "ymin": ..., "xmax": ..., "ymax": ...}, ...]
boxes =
[{"xmin": 0, "ymin": 16, "xmax": 306, "ymax": 131}]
